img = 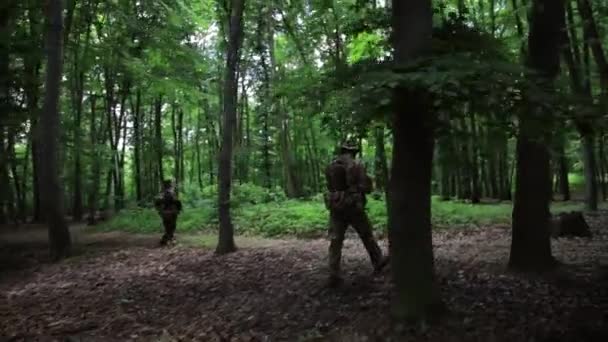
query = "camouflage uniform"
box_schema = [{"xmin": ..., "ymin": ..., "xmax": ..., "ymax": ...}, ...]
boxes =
[
  {"xmin": 324, "ymin": 144, "xmax": 387, "ymax": 285},
  {"xmin": 154, "ymin": 180, "xmax": 182, "ymax": 246}
]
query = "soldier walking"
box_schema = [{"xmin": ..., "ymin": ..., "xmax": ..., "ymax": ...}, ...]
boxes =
[
  {"xmin": 324, "ymin": 142, "xmax": 388, "ymax": 287},
  {"xmin": 154, "ymin": 180, "xmax": 182, "ymax": 246}
]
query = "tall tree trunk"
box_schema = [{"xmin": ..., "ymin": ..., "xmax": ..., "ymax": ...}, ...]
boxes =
[
  {"xmin": 88, "ymin": 95, "xmax": 101, "ymax": 225},
  {"xmin": 0, "ymin": 4, "xmax": 11, "ymax": 224},
  {"xmin": 155, "ymin": 95, "xmax": 164, "ymax": 184},
  {"xmin": 31, "ymin": 134, "xmax": 42, "ymax": 222},
  {"xmin": 561, "ymin": 3, "xmax": 597, "ymax": 209},
  {"xmin": 487, "ymin": 127, "xmax": 500, "ymax": 199},
  {"xmin": 509, "ymin": 0, "xmax": 562, "ymax": 272},
  {"xmin": 556, "ymin": 133, "xmax": 571, "ymax": 200},
  {"xmin": 582, "ymin": 134, "xmax": 598, "ymax": 210},
  {"xmin": 469, "ymin": 113, "xmax": 481, "ymax": 203},
  {"xmin": 388, "ymin": 0, "xmax": 443, "ymax": 321},
  {"xmin": 195, "ymin": 107, "xmax": 204, "ymax": 189},
  {"xmin": 40, "ymin": 0, "xmax": 71, "ymax": 260},
  {"xmin": 0, "ymin": 130, "xmax": 8, "ymax": 224},
  {"xmin": 171, "ymin": 104, "xmax": 180, "ymax": 185},
  {"xmin": 216, "ymin": 0, "xmax": 246, "ymax": 255},
  {"xmin": 374, "ymin": 125, "xmax": 389, "ymax": 192},
  {"xmin": 599, "ymin": 132, "xmax": 607, "ymax": 200},
  {"xmin": 257, "ymin": 7, "xmax": 273, "ymax": 189},
  {"xmin": 133, "ymin": 89, "xmax": 142, "ymax": 204},
  {"xmin": 579, "ymin": 0, "xmax": 608, "ymax": 193},
  {"xmin": 72, "ymin": 69, "xmax": 85, "ymax": 221},
  {"xmin": 576, "ymin": 0, "xmax": 608, "ymax": 108}
]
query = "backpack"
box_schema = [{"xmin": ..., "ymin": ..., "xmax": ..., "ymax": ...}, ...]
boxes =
[
  {"xmin": 324, "ymin": 158, "xmax": 366, "ymax": 211},
  {"xmin": 325, "ymin": 158, "xmax": 349, "ymax": 192}
]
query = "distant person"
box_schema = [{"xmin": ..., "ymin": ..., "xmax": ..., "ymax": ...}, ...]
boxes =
[
  {"xmin": 324, "ymin": 141, "xmax": 389, "ymax": 287},
  {"xmin": 154, "ymin": 180, "xmax": 182, "ymax": 246}
]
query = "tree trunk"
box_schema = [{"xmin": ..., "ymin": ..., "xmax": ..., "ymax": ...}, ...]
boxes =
[
  {"xmin": 257, "ymin": 7, "xmax": 273, "ymax": 189},
  {"xmin": 509, "ymin": 0, "xmax": 562, "ymax": 272},
  {"xmin": 172, "ymin": 104, "xmax": 179, "ymax": 185},
  {"xmin": 0, "ymin": 7, "xmax": 10, "ymax": 224},
  {"xmin": 599, "ymin": 132, "xmax": 607, "ymax": 200},
  {"xmin": 88, "ymin": 95, "xmax": 101, "ymax": 225},
  {"xmin": 133, "ymin": 89, "xmax": 142, "ymax": 204},
  {"xmin": 195, "ymin": 107, "xmax": 204, "ymax": 189},
  {"xmin": 0, "ymin": 130, "xmax": 8, "ymax": 224},
  {"xmin": 469, "ymin": 113, "xmax": 481, "ymax": 203},
  {"xmin": 561, "ymin": 2, "xmax": 597, "ymax": 209},
  {"xmin": 216, "ymin": 0, "xmax": 246, "ymax": 255},
  {"xmin": 582, "ymin": 134, "xmax": 598, "ymax": 210},
  {"xmin": 374, "ymin": 125, "xmax": 389, "ymax": 192},
  {"xmin": 556, "ymin": 134, "xmax": 571, "ymax": 201},
  {"xmin": 72, "ymin": 69, "xmax": 85, "ymax": 221},
  {"xmin": 388, "ymin": 0, "xmax": 443, "ymax": 321},
  {"xmin": 576, "ymin": 0, "xmax": 608, "ymax": 109},
  {"xmin": 40, "ymin": 0, "xmax": 71, "ymax": 260},
  {"xmin": 155, "ymin": 95, "xmax": 164, "ymax": 184}
]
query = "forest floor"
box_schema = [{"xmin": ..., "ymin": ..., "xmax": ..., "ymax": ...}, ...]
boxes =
[{"xmin": 1, "ymin": 214, "xmax": 607, "ymax": 341}]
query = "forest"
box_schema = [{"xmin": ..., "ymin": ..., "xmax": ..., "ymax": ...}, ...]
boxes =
[{"xmin": 1, "ymin": 0, "xmax": 607, "ymax": 340}]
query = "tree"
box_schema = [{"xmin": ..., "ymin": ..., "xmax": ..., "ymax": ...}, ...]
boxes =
[
  {"xmin": 216, "ymin": 0, "xmax": 246, "ymax": 255},
  {"xmin": 388, "ymin": 0, "xmax": 443, "ymax": 321},
  {"xmin": 575, "ymin": 0, "xmax": 608, "ymax": 211},
  {"xmin": 40, "ymin": 0, "xmax": 71, "ymax": 260},
  {"xmin": 508, "ymin": 0, "xmax": 563, "ymax": 272}
]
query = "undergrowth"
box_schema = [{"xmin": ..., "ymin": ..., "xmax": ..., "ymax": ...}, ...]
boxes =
[{"xmin": 98, "ymin": 195, "xmax": 592, "ymax": 238}]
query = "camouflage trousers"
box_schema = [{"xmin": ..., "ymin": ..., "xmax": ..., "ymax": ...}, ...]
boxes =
[
  {"xmin": 160, "ymin": 213, "xmax": 178, "ymax": 245},
  {"xmin": 328, "ymin": 206, "xmax": 384, "ymax": 279}
]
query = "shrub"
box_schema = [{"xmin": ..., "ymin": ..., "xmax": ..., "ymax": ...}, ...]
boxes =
[{"xmin": 98, "ymin": 196, "xmax": 595, "ymax": 237}]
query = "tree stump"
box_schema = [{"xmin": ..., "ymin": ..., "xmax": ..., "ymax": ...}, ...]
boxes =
[{"xmin": 550, "ymin": 211, "xmax": 592, "ymax": 238}]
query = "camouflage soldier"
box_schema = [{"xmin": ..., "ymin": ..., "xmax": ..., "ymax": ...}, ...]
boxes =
[
  {"xmin": 324, "ymin": 142, "xmax": 388, "ymax": 287},
  {"xmin": 154, "ymin": 180, "xmax": 182, "ymax": 246}
]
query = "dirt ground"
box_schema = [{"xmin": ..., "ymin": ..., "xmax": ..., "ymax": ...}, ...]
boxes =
[{"xmin": 0, "ymin": 215, "xmax": 607, "ymax": 341}]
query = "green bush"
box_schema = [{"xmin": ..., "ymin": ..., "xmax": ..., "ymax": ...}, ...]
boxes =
[
  {"xmin": 198, "ymin": 183, "xmax": 287, "ymax": 207},
  {"xmin": 99, "ymin": 196, "xmax": 595, "ymax": 238}
]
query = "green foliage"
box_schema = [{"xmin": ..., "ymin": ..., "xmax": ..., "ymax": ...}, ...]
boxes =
[
  {"xmin": 197, "ymin": 183, "xmax": 288, "ymax": 207},
  {"xmin": 347, "ymin": 31, "xmax": 386, "ymax": 64},
  {"xmin": 99, "ymin": 197, "xmax": 596, "ymax": 238}
]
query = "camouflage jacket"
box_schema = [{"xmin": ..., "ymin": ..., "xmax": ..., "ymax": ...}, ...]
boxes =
[
  {"xmin": 324, "ymin": 155, "xmax": 373, "ymax": 211},
  {"xmin": 154, "ymin": 188, "xmax": 182, "ymax": 216}
]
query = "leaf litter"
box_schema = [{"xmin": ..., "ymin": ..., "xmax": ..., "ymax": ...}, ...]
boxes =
[{"xmin": 0, "ymin": 213, "xmax": 607, "ymax": 341}]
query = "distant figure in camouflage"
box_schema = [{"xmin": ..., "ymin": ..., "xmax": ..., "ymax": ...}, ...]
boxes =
[
  {"xmin": 324, "ymin": 142, "xmax": 388, "ymax": 287},
  {"xmin": 154, "ymin": 180, "xmax": 182, "ymax": 246}
]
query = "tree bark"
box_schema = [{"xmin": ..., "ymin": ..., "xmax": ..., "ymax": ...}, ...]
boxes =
[
  {"xmin": 469, "ymin": 113, "xmax": 481, "ymax": 203},
  {"xmin": 133, "ymin": 89, "xmax": 142, "ymax": 203},
  {"xmin": 556, "ymin": 134, "xmax": 571, "ymax": 201},
  {"xmin": 582, "ymin": 134, "xmax": 598, "ymax": 210},
  {"xmin": 509, "ymin": 0, "xmax": 562, "ymax": 272},
  {"xmin": 257, "ymin": 6, "xmax": 273, "ymax": 189},
  {"xmin": 374, "ymin": 125, "xmax": 389, "ymax": 192},
  {"xmin": 40, "ymin": 0, "xmax": 71, "ymax": 260},
  {"xmin": 561, "ymin": 1, "xmax": 597, "ymax": 209},
  {"xmin": 72, "ymin": 68, "xmax": 85, "ymax": 221},
  {"xmin": 599, "ymin": 132, "xmax": 607, "ymax": 200},
  {"xmin": 155, "ymin": 95, "xmax": 164, "ymax": 184},
  {"xmin": 88, "ymin": 95, "xmax": 101, "ymax": 225},
  {"xmin": 388, "ymin": 0, "xmax": 443, "ymax": 321},
  {"xmin": 216, "ymin": 0, "xmax": 246, "ymax": 255},
  {"xmin": 0, "ymin": 5, "xmax": 11, "ymax": 224}
]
